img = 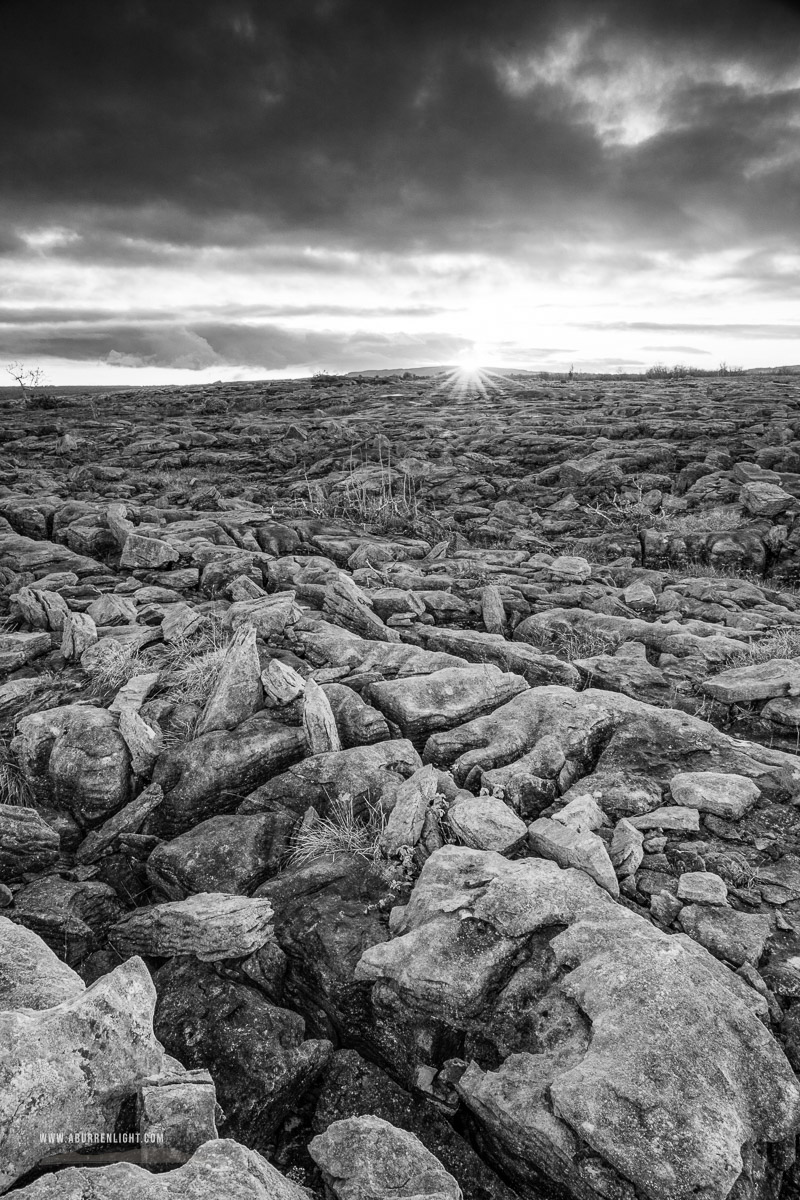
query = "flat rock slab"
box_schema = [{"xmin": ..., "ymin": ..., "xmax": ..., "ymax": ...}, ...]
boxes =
[
  {"xmin": 677, "ymin": 871, "xmax": 729, "ymax": 906},
  {"xmin": 364, "ymin": 666, "xmax": 528, "ymax": 745},
  {"xmin": 669, "ymin": 771, "xmax": 760, "ymax": 820},
  {"xmin": 678, "ymin": 904, "xmax": 772, "ymax": 967},
  {"xmin": 629, "ymin": 806, "xmax": 701, "ymax": 832},
  {"xmin": 702, "ymin": 659, "xmax": 800, "ymax": 703},
  {"xmin": 0, "ymin": 631, "xmax": 51, "ymax": 674},
  {"xmin": 109, "ymin": 892, "xmax": 276, "ymax": 961}
]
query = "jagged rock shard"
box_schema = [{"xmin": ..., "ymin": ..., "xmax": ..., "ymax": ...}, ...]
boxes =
[
  {"xmin": 356, "ymin": 846, "xmax": 800, "ymax": 1200},
  {"xmin": 109, "ymin": 891, "xmax": 276, "ymax": 960},
  {"xmin": 303, "ymin": 677, "xmax": 342, "ymax": 754},
  {"xmin": 196, "ymin": 624, "xmax": 263, "ymax": 735},
  {"xmin": 0, "ymin": 956, "xmax": 165, "ymax": 1191},
  {"xmin": 6, "ymin": 1138, "xmax": 312, "ymax": 1200},
  {"xmin": 309, "ymin": 1114, "xmax": 462, "ymax": 1200},
  {"xmin": 383, "ymin": 765, "xmax": 439, "ymax": 855}
]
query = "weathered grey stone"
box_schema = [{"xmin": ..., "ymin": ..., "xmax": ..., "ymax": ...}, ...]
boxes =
[
  {"xmin": 365, "ymin": 666, "xmax": 528, "ymax": 745},
  {"xmin": 528, "ymin": 817, "xmax": 619, "ymax": 896},
  {"xmin": 196, "ymin": 624, "xmax": 263, "ymax": 735},
  {"xmin": 356, "ymin": 846, "xmax": 800, "ymax": 1200},
  {"xmin": 109, "ymin": 892, "xmax": 276, "ymax": 961},
  {"xmin": 629, "ymin": 806, "xmax": 700, "ymax": 832},
  {"xmin": 383, "ymin": 765, "xmax": 439, "ymax": 855},
  {"xmin": 309, "ymin": 1115, "xmax": 461, "ymax": 1200},
  {"xmin": 679, "ymin": 905, "xmax": 772, "ymax": 967},
  {"xmin": 146, "ymin": 812, "xmax": 294, "ymax": 898},
  {"xmin": 670, "ymin": 771, "xmax": 760, "ymax": 820},
  {"xmin": 0, "ymin": 805, "xmax": 59, "ymax": 878},
  {"xmin": 703, "ymin": 659, "xmax": 800, "ymax": 703},
  {"xmin": 677, "ymin": 871, "xmax": 729, "ymax": 905},
  {"xmin": 75, "ymin": 781, "xmax": 164, "ymax": 864},
  {"xmin": 120, "ymin": 531, "xmax": 180, "ymax": 569},
  {"xmin": 0, "ymin": 957, "xmax": 165, "ymax": 1191},
  {"xmin": 0, "ymin": 631, "xmax": 51, "ymax": 674},
  {"xmin": 304, "ymin": 677, "xmax": 342, "ymax": 754},
  {"xmin": 152, "ymin": 712, "xmax": 306, "ymax": 836},
  {"xmin": 0, "ymin": 916, "xmax": 84, "ymax": 1011},
  {"xmin": 609, "ymin": 818, "xmax": 644, "ymax": 878}
]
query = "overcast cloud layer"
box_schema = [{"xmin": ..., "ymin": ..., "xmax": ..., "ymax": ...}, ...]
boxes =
[{"xmin": 1, "ymin": 0, "xmax": 799, "ymax": 381}]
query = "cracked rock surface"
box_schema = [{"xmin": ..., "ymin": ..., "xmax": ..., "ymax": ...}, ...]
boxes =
[{"xmin": 4, "ymin": 372, "xmax": 800, "ymax": 1200}]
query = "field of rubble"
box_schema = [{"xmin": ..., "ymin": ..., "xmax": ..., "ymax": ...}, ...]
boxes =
[{"xmin": 5, "ymin": 368, "xmax": 800, "ymax": 1200}]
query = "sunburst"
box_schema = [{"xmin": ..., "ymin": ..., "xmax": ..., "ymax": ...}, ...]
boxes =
[{"xmin": 430, "ymin": 358, "xmax": 519, "ymax": 402}]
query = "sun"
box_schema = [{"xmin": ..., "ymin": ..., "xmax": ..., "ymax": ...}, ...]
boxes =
[{"xmin": 457, "ymin": 354, "xmax": 483, "ymax": 374}]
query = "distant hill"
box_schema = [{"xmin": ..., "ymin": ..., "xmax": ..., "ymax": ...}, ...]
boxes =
[{"xmin": 345, "ymin": 365, "xmax": 453, "ymax": 377}]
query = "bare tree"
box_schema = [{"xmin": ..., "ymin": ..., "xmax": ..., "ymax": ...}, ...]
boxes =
[{"xmin": 5, "ymin": 361, "xmax": 47, "ymax": 405}]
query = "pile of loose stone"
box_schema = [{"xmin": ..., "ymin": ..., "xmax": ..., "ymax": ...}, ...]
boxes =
[{"xmin": 4, "ymin": 372, "xmax": 800, "ymax": 1200}]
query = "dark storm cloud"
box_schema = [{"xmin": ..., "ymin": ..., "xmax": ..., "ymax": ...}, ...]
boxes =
[
  {"xmin": 2, "ymin": 0, "xmax": 798, "ymax": 257},
  {"xmin": 0, "ymin": 303, "xmax": 453, "ymax": 326},
  {"xmin": 0, "ymin": 319, "xmax": 470, "ymax": 371}
]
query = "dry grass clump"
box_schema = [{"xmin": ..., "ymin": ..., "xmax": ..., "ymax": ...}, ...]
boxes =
[
  {"xmin": 301, "ymin": 456, "xmax": 447, "ymax": 540},
  {"xmin": 526, "ymin": 625, "xmax": 623, "ymax": 662},
  {"xmin": 0, "ymin": 746, "xmax": 33, "ymax": 806},
  {"xmin": 84, "ymin": 641, "xmax": 144, "ymax": 699},
  {"xmin": 654, "ymin": 507, "xmax": 745, "ymax": 535},
  {"xmin": 723, "ymin": 627, "xmax": 800, "ymax": 667},
  {"xmin": 288, "ymin": 793, "xmax": 386, "ymax": 867},
  {"xmin": 159, "ymin": 616, "xmax": 229, "ymax": 706}
]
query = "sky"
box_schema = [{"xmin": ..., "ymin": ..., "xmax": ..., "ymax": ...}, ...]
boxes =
[{"xmin": 1, "ymin": 0, "xmax": 799, "ymax": 384}]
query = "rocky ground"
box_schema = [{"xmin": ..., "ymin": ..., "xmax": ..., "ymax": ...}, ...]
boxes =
[{"xmin": 4, "ymin": 370, "xmax": 800, "ymax": 1200}]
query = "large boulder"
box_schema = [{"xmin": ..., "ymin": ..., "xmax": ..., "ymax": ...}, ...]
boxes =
[
  {"xmin": 153, "ymin": 957, "xmax": 332, "ymax": 1147},
  {"xmin": 10, "ymin": 875, "xmax": 125, "ymax": 966},
  {"xmin": 151, "ymin": 712, "xmax": 306, "ymax": 836},
  {"xmin": 109, "ymin": 893, "xmax": 276, "ymax": 961},
  {"xmin": 356, "ymin": 846, "xmax": 800, "ymax": 1200},
  {"xmin": 146, "ymin": 812, "xmax": 295, "ymax": 898},
  {"xmin": 0, "ymin": 957, "xmax": 166, "ymax": 1191},
  {"xmin": 12, "ymin": 704, "xmax": 131, "ymax": 822}
]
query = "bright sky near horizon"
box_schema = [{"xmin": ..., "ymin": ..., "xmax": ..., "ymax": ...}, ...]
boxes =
[{"xmin": 1, "ymin": 0, "xmax": 799, "ymax": 384}]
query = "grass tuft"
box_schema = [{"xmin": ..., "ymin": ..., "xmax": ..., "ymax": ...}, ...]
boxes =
[
  {"xmin": 0, "ymin": 746, "xmax": 33, "ymax": 806},
  {"xmin": 288, "ymin": 793, "xmax": 386, "ymax": 867}
]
